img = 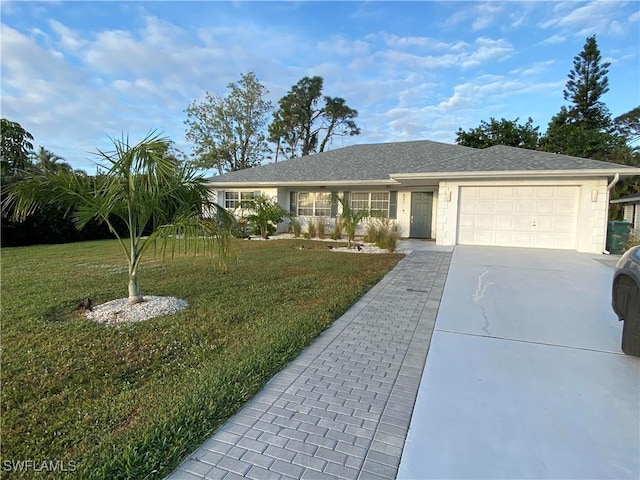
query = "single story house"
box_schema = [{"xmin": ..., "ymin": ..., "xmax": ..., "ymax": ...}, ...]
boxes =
[
  {"xmin": 610, "ymin": 194, "xmax": 640, "ymax": 228},
  {"xmin": 207, "ymin": 140, "xmax": 640, "ymax": 254}
]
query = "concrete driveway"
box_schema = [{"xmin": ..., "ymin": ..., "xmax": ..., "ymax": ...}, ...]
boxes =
[{"xmin": 398, "ymin": 246, "xmax": 640, "ymax": 479}]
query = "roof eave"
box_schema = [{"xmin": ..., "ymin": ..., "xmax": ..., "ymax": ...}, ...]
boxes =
[
  {"xmin": 610, "ymin": 197, "xmax": 640, "ymax": 204},
  {"xmin": 206, "ymin": 179, "xmax": 399, "ymax": 188},
  {"xmin": 390, "ymin": 168, "xmax": 640, "ymax": 182}
]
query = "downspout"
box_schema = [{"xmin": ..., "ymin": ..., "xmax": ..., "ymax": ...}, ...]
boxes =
[{"xmin": 603, "ymin": 173, "xmax": 620, "ymax": 254}]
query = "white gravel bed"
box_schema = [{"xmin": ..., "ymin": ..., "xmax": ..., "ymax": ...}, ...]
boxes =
[
  {"xmin": 328, "ymin": 245, "xmax": 392, "ymax": 254},
  {"xmin": 85, "ymin": 296, "xmax": 187, "ymax": 325},
  {"xmin": 246, "ymin": 234, "xmax": 407, "ymax": 254}
]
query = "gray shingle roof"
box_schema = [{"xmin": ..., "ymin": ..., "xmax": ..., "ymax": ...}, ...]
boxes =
[
  {"xmin": 208, "ymin": 140, "xmax": 637, "ymax": 185},
  {"xmin": 396, "ymin": 145, "xmax": 631, "ymax": 174}
]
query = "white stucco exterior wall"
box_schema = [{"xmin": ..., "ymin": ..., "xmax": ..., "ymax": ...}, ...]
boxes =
[{"xmin": 435, "ymin": 178, "xmax": 610, "ymax": 254}]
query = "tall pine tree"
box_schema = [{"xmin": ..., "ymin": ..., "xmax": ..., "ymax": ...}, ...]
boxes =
[
  {"xmin": 541, "ymin": 35, "xmax": 625, "ymax": 160},
  {"xmin": 563, "ymin": 35, "xmax": 611, "ymax": 130}
]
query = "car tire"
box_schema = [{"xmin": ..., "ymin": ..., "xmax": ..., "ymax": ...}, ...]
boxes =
[{"xmin": 621, "ymin": 282, "xmax": 640, "ymax": 357}]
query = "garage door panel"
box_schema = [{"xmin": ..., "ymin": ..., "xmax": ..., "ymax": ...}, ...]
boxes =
[
  {"xmin": 497, "ymin": 187, "xmax": 517, "ymax": 199},
  {"xmin": 459, "ymin": 200, "xmax": 478, "ymax": 214},
  {"xmin": 474, "ymin": 218, "xmax": 493, "ymax": 229},
  {"xmin": 478, "ymin": 201, "xmax": 497, "ymax": 214},
  {"xmin": 534, "ymin": 187, "xmax": 555, "ymax": 198},
  {"xmin": 496, "ymin": 203, "xmax": 516, "ymax": 214},
  {"xmin": 513, "ymin": 233, "xmax": 535, "ymax": 246},
  {"xmin": 516, "ymin": 187, "xmax": 535, "ymax": 197},
  {"xmin": 478, "ymin": 188, "xmax": 497, "ymax": 198},
  {"xmin": 533, "ymin": 235, "xmax": 556, "ymax": 247},
  {"xmin": 557, "ymin": 200, "xmax": 578, "ymax": 211},
  {"xmin": 458, "ymin": 186, "xmax": 578, "ymax": 250},
  {"xmin": 494, "ymin": 232, "xmax": 514, "ymax": 244},
  {"xmin": 553, "ymin": 222, "xmax": 575, "ymax": 233},
  {"xmin": 495, "ymin": 217, "xmax": 515, "ymax": 229},
  {"xmin": 534, "ymin": 201, "xmax": 556, "ymax": 214},
  {"xmin": 457, "ymin": 231, "xmax": 475, "ymax": 243},
  {"xmin": 517, "ymin": 203, "xmax": 535, "ymax": 214},
  {"xmin": 514, "ymin": 217, "xmax": 533, "ymax": 230},
  {"xmin": 557, "ymin": 188, "xmax": 577, "ymax": 198},
  {"xmin": 458, "ymin": 216, "xmax": 475, "ymax": 228},
  {"xmin": 474, "ymin": 231, "xmax": 495, "ymax": 244}
]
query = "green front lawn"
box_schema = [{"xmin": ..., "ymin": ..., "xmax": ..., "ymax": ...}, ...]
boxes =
[{"xmin": 1, "ymin": 239, "xmax": 401, "ymax": 479}]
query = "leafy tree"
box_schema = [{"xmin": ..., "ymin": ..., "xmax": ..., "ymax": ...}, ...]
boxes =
[
  {"xmin": 4, "ymin": 131, "xmax": 234, "ymax": 304},
  {"xmin": 541, "ymin": 36, "xmax": 623, "ymax": 160},
  {"xmin": 185, "ymin": 71, "xmax": 272, "ymax": 174},
  {"xmin": 540, "ymin": 106, "xmax": 625, "ymax": 160},
  {"xmin": 1, "ymin": 118, "xmax": 34, "ymax": 176},
  {"xmin": 455, "ymin": 117, "xmax": 539, "ymax": 149},
  {"xmin": 609, "ymin": 106, "xmax": 640, "ymax": 217},
  {"xmin": 614, "ymin": 106, "xmax": 640, "ymax": 149},
  {"xmin": 269, "ymin": 76, "xmax": 360, "ymax": 159},
  {"xmin": 318, "ymin": 96, "xmax": 360, "ymax": 153},
  {"xmin": 30, "ymin": 146, "xmax": 73, "ymax": 174},
  {"xmin": 240, "ymin": 193, "xmax": 289, "ymax": 239}
]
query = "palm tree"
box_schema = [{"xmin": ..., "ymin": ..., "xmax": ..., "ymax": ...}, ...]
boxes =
[
  {"xmin": 31, "ymin": 146, "xmax": 73, "ymax": 173},
  {"xmin": 5, "ymin": 131, "xmax": 234, "ymax": 304},
  {"xmin": 334, "ymin": 195, "xmax": 368, "ymax": 248}
]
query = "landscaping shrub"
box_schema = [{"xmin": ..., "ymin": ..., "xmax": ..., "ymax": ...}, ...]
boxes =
[
  {"xmin": 308, "ymin": 220, "xmax": 317, "ymax": 238},
  {"xmin": 289, "ymin": 218, "xmax": 302, "ymax": 238},
  {"xmin": 315, "ymin": 218, "xmax": 326, "ymax": 239},
  {"xmin": 241, "ymin": 193, "xmax": 288, "ymax": 239},
  {"xmin": 364, "ymin": 220, "xmax": 381, "ymax": 244},
  {"xmin": 624, "ymin": 228, "xmax": 640, "ymax": 251},
  {"xmin": 330, "ymin": 218, "xmax": 343, "ymax": 240},
  {"xmin": 365, "ymin": 216, "xmax": 398, "ymax": 252}
]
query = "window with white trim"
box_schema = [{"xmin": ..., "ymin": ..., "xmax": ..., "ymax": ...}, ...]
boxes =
[
  {"xmin": 351, "ymin": 192, "xmax": 390, "ymax": 217},
  {"xmin": 291, "ymin": 192, "xmax": 332, "ymax": 217},
  {"xmin": 224, "ymin": 191, "xmax": 254, "ymax": 209}
]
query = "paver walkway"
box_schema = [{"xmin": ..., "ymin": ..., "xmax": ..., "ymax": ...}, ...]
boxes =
[{"xmin": 168, "ymin": 250, "xmax": 452, "ymax": 480}]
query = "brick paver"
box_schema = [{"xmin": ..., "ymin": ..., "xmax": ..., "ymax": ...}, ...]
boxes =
[{"xmin": 168, "ymin": 251, "xmax": 451, "ymax": 480}]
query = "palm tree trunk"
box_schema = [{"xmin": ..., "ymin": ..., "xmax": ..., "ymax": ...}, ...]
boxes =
[
  {"xmin": 127, "ymin": 268, "xmax": 143, "ymax": 304},
  {"xmin": 127, "ymin": 224, "xmax": 143, "ymax": 304}
]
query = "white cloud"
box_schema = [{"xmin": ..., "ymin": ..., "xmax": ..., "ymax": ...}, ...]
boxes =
[
  {"xmin": 509, "ymin": 60, "xmax": 555, "ymax": 76},
  {"xmin": 318, "ymin": 36, "xmax": 370, "ymax": 57},
  {"xmin": 444, "ymin": 2, "xmax": 505, "ymax": 31},
  {"xmin": 48, "ymin": 19, "xmax": 86, "ymax": 51},
  {"xmin": 540, "ymin": 0, "xmax": 631, "ymax": 37},
  {"xmin": 461, "ymin": 37, "xmax": 513, "ymax": 68},
  {"xmin": 542, "ymin": 33, "xmax": 567, "ymax": 45},
  {"xmin": 1, "ymin": 25, "xmax": 73, "ymax": 83},
  {"xmin": 472, "ymin": 2, "xmax": 504, "ymax": 31}
]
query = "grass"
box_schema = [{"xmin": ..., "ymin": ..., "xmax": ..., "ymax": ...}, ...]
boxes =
[{"xmin": 0, "ymin": 239, "xmax": 401, "ymax": 479}]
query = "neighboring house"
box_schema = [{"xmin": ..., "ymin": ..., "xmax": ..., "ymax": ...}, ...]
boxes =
[
  {"xmin": 610, "ymin": 194, "xmax": 640, "ymax": 228},
  {"xmin": 208, "ymin": 139, "xmax": 640, "ymax": 254}
]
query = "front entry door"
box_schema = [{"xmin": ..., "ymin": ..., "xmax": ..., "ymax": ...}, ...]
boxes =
[{"xmin": 410, "ymin": 192, "xmax": 433, "ymax": 238}]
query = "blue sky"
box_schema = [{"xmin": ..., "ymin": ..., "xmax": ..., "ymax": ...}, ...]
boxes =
[{"xmin": 1, "ymin": 1, "xmax": 639, "ymax": 173}]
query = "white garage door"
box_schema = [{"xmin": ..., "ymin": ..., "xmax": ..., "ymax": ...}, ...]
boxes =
[{"xmin": 458, "ymin": 186, "xmax": 579, "ymax": 249}]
